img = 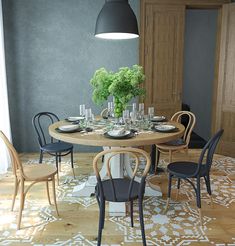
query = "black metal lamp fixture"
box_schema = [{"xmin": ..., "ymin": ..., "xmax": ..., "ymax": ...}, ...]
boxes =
[{"xmin": 95, "ymin": 0, "xmax": 139, "ymax": 40}]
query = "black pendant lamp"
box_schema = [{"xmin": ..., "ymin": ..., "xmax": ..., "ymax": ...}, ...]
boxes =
[{"xmin": 95, "ymin": 0, "xmax": 139, "ymax": 40}]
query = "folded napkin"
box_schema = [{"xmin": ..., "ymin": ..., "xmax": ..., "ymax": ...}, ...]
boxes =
[{"xmin": 108, "ymin": 128, "xmax": 126, "ymax": 136}]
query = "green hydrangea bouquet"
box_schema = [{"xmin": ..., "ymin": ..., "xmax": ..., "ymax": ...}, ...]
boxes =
[{"xmin": 90, "ymin": 65, "xmax": 145, "ymax": 117}]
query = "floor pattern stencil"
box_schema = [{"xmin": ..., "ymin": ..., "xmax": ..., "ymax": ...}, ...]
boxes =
[{"xmin": 0, "ymin": 153, "xmax": 234, "ymax": 245}]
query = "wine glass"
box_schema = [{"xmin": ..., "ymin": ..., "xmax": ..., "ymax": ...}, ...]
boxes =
[
  {"xmin": 122, "ymin": 110, "xmax": 130, "ymax": 129},
  {"xmin": 79, "ymin": 104, "xmax": 86, "ymax": 117},
  {"xmin": 108, "ymin": 102, "xmax": 114, "ymax": 117},
  {"xmin": 139, "ymin": 103, "xmax": 145, "ymax": 117}
]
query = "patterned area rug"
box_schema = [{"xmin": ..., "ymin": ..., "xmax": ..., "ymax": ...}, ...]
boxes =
[{"xmin": 0, "ymin": 154, "xmax": 235, "ymax": 245}]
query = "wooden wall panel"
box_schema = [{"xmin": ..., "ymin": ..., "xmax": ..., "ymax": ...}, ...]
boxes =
[
  {"xmin": 213, "ymin": 3, "xmax": 235, "ymax": 157},
  {"xmin": 141, "ymin": 4, "xmax": 185, "ymax": 119}
]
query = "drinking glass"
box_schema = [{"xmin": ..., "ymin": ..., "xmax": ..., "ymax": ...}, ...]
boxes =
[
  {"xmin": 79, "ymin": 104, "xmax": 86, "ymax": 117},
  {"xmin": 85, "ymin": 108, "xmax": 92, "ymax": 126},
  {"xmin": 148, "ymin": 107, "xmax": 155, "ymax": 120},
  {"xmin": 139, "ymin": 103, "xmax": 145, "ymax": 116},
  {"xmin": 132, "ymin": 103, "xmax": 137, "ymax": 112},
  {"xmin": 108, "ymin": 102, "xmax": 114, "ymax": 117},
  {"xmin": 130, "ymin": 111, "xmax": 137, "ymax": 122}
]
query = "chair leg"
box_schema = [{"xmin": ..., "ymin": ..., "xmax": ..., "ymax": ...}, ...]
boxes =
[
  {"xmin": 154, "ymin": 148, "xmax": 164, "ymax": 174},
  {"xmin": 138, "ymin": 198, "xmax": 147, "ymax": 246},
  {"xmin": 46, "ymin": 181, "xmax": 52, "ymax": 205},
  {"xmin": 71, "ymin": 150, "xmax": 75, "ymax": 179},
  {"xmin": 204, "ymin": 175, "xmax": 213, "ymax": 208},
  {"xmin": 55, "ymin": 153, "xmax": 59, "ymax": 185},
  {"xmin": 12, "ymin": 177, "xmax": 20, "ymax": 211},
  {"xmin": 17, "ymin": 179, "xmax": 25, "ymax": 230},
  {"xmin": 176, "ymin": 178, "xmax": 181, "ymax": 200},
  {"xmin": 97, "ymin": 200, "xmax": 105, "ymax": 246},
  {"xmin": 130, "ymin": 200, "xmax": 134, "ymax": 227},
  {"xmin": 196, "ymin": 177, "xmax": 202, "ymax": 226},
  {"xmin": 169, "ymin": 150, "xmax": 172, "ymax": 163},
  {"xmin": 102, "ymin": 201, "xmax": 105, "ymax": 230},
  {"xmin": 52, "ymin": 176, "xmax": 59, "ymax": 216},
  {"xmin": 58, "ymin": 153, "xmax": 62, "ymax": 172},
  {"xmin": 39, "ymin": 150, "xmax": 43, "ymax": 163},
  {"xmin": 164, "ymin": 174, "xmax": 173, "ymax": 214}
]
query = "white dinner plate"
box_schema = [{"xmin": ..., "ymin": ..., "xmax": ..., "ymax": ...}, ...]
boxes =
[
  {"xmin": 58, "ymin": 125, "xmax": 80, "ymax": 132},
  {"xmin": 67, "ymin": 116, "xmax": 85, "ymax": 122}
]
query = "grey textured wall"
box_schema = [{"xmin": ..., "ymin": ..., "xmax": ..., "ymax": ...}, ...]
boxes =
[
  {"xmin": 183, "ymin": 9, "xmax": 218, "ymax": 141},
  {"xmin": 2, "ymin": 0, "xmax": 139, "ymax": 152}
]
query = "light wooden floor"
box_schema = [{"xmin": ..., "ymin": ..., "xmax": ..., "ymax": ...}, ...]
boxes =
[{"xmin": 0, "ymin": 150, "xmax": 234, "ymax": 245}]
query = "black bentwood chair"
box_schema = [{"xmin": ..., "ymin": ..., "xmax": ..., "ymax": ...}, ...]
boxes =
[
  {"xmin": 164, "ymin": 129, "xmax": 224, "ymax": 225},
  {"xmin": 32, "ymin": 112, "xmax": 75, "ymax": 183},
  {"xmin": 93, "ymin": 148, "xmax": 151, "ymax": 246}
]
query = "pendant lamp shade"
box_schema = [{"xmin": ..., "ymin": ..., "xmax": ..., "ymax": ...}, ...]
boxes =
[{"xmin": 95, "ymin": 0, "xmax": 139, "ymax": 40}]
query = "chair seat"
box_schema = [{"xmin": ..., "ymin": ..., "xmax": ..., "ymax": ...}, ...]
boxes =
[
  {"xmin": 22, "ymin": 164, "xmax": 57, "ymax": 181},
  {"xmin": 164, "ymin": 138, "xmax": 186, "ymax": 146},
  {"xmin": 96, "ymin": 178, "xmax": 140, "ymax": 202},
  {"xmin": 167, "ymin": 162, "xmax": 208, "ymax": 178},
  {"xmin": 156, "ymin": 141, "xmax": 187, "ymax": 151},
  {"xmin": 41, "ymin": 142, "xmax": 73, "ymax": 153}
]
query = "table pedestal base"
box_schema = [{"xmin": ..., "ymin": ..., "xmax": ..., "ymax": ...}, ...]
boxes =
[
  {"xmin": 72, "ymin": 148, "xmax": 162, "ymax": 216},
  {"xmin": 72, "ymin": 178, "xmax": 162, "ymax": 197}
]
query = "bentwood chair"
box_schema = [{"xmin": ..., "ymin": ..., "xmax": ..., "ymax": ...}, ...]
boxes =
[
  {"xmin": 153, "ymin": 111, "xmax": 196, "ymax": 173},
  {"xmin": 32, "ymin": 112, "xmax": 75, "ymax": 182},
  {"xmin": 164, "ymin": 129, "xmax": 224, "ymax": 225},
  {"xmin": 0, "ymin": 131, "xmax": 59, "ymax": 230},
  {"xmin": 93, "ymin": 148, "xmax": 151, "ymax": 246}
]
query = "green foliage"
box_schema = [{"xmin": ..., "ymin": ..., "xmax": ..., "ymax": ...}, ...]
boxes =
[{"xmin": 90, "ymin": 65, "xmax": 145, "ymax": 115}]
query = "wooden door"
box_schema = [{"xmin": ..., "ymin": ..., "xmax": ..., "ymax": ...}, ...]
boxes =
[
  {"xmin": 140, "ymin": 3, "xmax": 185, "ymax": 119},
  {"xmin": 213, "ymin": 3, "xmax": 235, "ymax": 157}
]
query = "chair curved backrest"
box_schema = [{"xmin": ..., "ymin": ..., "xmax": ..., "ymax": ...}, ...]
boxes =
[
  {"xmin": 194, "ymin": 129, "xmax": 224, "ymax": 176},
  {"xmin": 0, "ymin": 131, "xmax": 24, "ymax": 177},
  {"xmin": 171, "ymin": 111, "xmax": 196, "ymax": 146},
  {"xmin": 32, "ymin": 112, "xmax": 59, "ymax": 147},
  {"xmin": 93, "ymin": 148, "xmax": 151, "ymax": 201}
]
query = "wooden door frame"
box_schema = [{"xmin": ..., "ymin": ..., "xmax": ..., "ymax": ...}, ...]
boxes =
[{"xmin": 140, "ymin": 0, "xmax": 231, "ymax": 138}]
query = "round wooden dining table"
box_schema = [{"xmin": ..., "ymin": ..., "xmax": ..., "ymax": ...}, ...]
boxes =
[
  {"xmin": 49, "ymin": 120, "xmax": 184, "ymax": 147},
  {"xmin": 49, "ymin": 120, "xmax": 185, "ymax": 215}
]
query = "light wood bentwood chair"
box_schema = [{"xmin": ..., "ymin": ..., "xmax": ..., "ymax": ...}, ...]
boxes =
[
  {"xmin": 155, "ymin": 111, "xmax": 196, "ymax": 170},
  {"xmin": 0, "ymin": 131, "xmax": 59, "ymax": 230},
  {"xmin": 93, "ymin": 148, "xmax": 151, "ymax": 246}
]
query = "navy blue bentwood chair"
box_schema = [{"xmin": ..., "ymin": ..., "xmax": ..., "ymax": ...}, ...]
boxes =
[
  {"xmin": 164, "ymin": 129, "xmax": 224, "ymax": 225},
  {"xmin": 93, "ymin": 148, "xmax": 151, "ymax": 246},
  {"xmin": 32, "ymin": 112, "xmax": 75, "ymax": 183}
]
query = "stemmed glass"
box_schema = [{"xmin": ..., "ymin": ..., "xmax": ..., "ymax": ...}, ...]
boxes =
[
  {"xmin": 122, "ymin": 109, "xmax": 130, "ymax": 130},
  {"xmin": 139, "ymin": 103, "xmax": 145, "ymax": 119},
  {"xmin": 80, "ymin": 104, "xmax": 86, "ymax": 117},
  {"xmin": 108, "ymin": 102, "xmax": 114, "ymax": 118}
]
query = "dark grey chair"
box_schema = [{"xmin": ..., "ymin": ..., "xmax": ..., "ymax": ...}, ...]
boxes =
[
  {"xmin": 32, "ymin": 112, "xmax": 75, "ymax": 183},
  {"xmin": 93, "ymin": 148, "xmax": 151, "ymax": 246},
  {"xmin": 164, "ymin": 129, "xmax": 224, "ymax": 225}
]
